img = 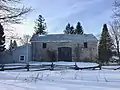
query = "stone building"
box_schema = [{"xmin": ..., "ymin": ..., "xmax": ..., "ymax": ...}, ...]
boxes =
[{"xmin": 30, "ymin": 34, "xmax": 98, "ymax": 62}]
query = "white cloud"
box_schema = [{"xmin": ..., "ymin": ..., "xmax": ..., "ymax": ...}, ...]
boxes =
[
  {"xmin": 12, "ymin": 0, "xmax": 111, "ymax": 36},
  {"xmin": 46, "ymin": 0, "xmax": 104, "ymax": 21},
  {"xmin": 12, "ymin": 19, "xmax": 35, "ymax": 36}
]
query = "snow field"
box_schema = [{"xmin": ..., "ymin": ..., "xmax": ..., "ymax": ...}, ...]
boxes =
[{"xmin": 0, "ymin": 69, "xmax": 120, "ymax": 90}]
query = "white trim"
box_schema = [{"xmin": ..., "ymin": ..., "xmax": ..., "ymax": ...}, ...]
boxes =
[
  {"xmin": 30, "ymin": 40, "xmax": 73, "ymax": 43},
  {"xmin": 30, "ymin": 40, "xmax": 97, "ymax": 43}
]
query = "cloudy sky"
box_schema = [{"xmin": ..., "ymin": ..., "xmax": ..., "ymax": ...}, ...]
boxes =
[{"xmin": 13, "ymin": 0, "xmax": 114, "ymax": 36}]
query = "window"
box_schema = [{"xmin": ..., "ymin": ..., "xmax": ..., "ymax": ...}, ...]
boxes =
[
  {"xmin": 84, "ymin": 42, "xmax": 88, "ymax": 48},
  {"xmin": 43, "ymin": 43, "xmax": 47, "ymax": 48},
  {"xmin": 20, "ymin": 56, "xmax": 25, "ymax": 61}
]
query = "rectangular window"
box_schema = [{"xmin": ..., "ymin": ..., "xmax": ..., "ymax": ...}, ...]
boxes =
[
  {"xmin": 43, "ymin": 43, "xmax": 47, "ymax": 48},
  {"xmin": 20, "ymin": 56, "xmax": 25, "ymax": 61},
  {"xmin": 84, "ymin": 42, "xmax": 88, "ymax": 48}
]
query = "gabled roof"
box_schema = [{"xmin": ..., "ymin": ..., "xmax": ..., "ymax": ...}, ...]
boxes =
[{"xmin": 30, "ymin": 34, "xmax": 98, "ymax": 42}]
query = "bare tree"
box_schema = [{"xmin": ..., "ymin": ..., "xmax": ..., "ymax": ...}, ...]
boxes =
[
  {"xmin": 89, "ymin": 47, "xmax": 93, "ymax": 61},
  {"xmin": 113, "ymin": 0, "xmax": 120, "ymax": 19},
  {"xmin": 0, "ymin": 0, "xmax": 32, "ymax": 47},
  {"xmin": 74, "ymin": 44, "xmax": 80, "ymax": 61},
  {"xmin": 74, "ymin": 44, "xmax": 83, "ymax": 61},
  {"xmin": 110, "ymin": 0, "xmax": 120, "ymax": 64},
  {"xmin": 47, "ymin": 49, "xmax": 56, "ymax": 62},
  {"xmin": 0, "ymin": 0, "xmax": 32, "ymax": 24},
  {"xmin": 20, "ymin": 34, "xmax": 31, "ymax": 45},
  {"xmin": 109, "ymin": 20, "xmax": 120, "ymax": 64}
]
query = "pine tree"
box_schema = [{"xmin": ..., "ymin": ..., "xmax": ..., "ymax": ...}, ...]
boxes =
[
  {"xmin": 64, "ymin": 23, "xmax": 71, "ymax": 34},
  {"xmin": 12, "ymin": 40, "xmax": 17, "ymax": 48},
  {"xmin": 9, "ymin": 40, "xmax": 17, "ymax": 50},
  {"xmin": 75, "ymin": 22, "xmax": 84, "ymax": 34},
  {"xmin": 9, "ymin": 40, "xmax": 13, "ymax": 50},
  {"xmin": 0, "ymin": 23, "xmax": 5, "ymax": 52},
  {"xmin": 70, "ymin": 26, "xmax": 75, "ymax": 34},
  {"xmin": 34, "ymin": 15, "xmax": 47, "ymax": 35},
  {"xmin": 98, "ymin": 24, "xmax": 113, "ymax": 65}
]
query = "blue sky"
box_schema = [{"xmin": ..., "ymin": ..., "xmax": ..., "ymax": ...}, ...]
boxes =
[{"xmin": 13, "ymin": 0, "xmax": 114, "ymax": 36}]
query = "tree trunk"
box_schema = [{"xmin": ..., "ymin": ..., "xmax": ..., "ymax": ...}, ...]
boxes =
[{"xmin": 116, "ymin": 40, "xmax": 120, "ymax": 64}]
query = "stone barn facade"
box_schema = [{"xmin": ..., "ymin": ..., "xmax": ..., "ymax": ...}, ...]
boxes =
[{"xmin": 30, "ymin": 34, "xmax": 98, "ymax": 62}]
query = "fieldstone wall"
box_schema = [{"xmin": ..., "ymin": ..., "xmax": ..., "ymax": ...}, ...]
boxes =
[{"xmin": 31, "ymin": 40, "xmax": 98, "ymax": 62}]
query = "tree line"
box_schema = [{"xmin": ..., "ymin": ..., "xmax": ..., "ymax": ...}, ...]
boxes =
[
  {"xmin": 34, "ymin": 15, "xmax": 84, "ymax": 35},
  {"xmin": 63, "ymin": 22, "xmax": 84, "ymax": 35}
]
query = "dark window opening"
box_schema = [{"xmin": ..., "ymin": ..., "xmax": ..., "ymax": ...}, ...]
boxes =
[
  {"xmin": 20, "ymin": 56, "xmax": 25, "ymax": 61},
  {"xmin": 84, "ymin": 42, "xmax": 88, "ymax": 48},
  {"xmin": 43, "ymin": 43, "xmax": 47, "ymax": 48}
]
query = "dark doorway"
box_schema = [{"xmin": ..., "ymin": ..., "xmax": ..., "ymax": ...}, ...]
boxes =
[{"xmin": 58, "ymin": 47, "xmax": 72, "ymax": 61}]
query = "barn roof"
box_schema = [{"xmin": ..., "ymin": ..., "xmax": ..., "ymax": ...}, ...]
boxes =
[{"xmin": 30, "ymin": 34, "xmax": 98, "ymax": 42}]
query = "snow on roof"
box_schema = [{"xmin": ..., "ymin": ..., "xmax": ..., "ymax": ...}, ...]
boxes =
[{"xmin": 30, "ymin": 34, "xmax": 98, "ymax": 42}]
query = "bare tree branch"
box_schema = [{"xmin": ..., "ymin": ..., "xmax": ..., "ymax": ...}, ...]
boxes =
[
  {"xmin": 19, "ymin": 34, "xmax": 31, "ymax": 45},
  {"xmin": 109, "ymin": 20, "xmax": 120, "ymax": 63},
  {"xmin": 113, "ymin": 0, "xmax": 120, "ymax": 19},
  {"xmin": 0, "ymin": 0, "xmax": 32, "ymax": 24}
]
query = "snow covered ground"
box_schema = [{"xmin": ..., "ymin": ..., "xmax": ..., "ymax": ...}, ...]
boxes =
[
  {"xmin": 0, "ymin": 69, "xmax": 120, "ymax": 90},
  {"xmin": 102, "ymin": 66, "xmax": 120, "ymax": 69},
  {"xmin": 29, "ymin": 61, "xmax": 99, "ymax": 67},
  {"xmin": 0, "ymin": 62, "xmax": 120, "ymax": 90}
]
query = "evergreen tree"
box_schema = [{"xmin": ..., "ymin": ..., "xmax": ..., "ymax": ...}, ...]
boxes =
[
  {"xmin": 98, "ymin": 24, "xmax": 113, "ymax": 65},
  {"xmin": 75, "ymin": 22, "xmax": 84, "ymax": 34},
  {"xmin": 34, "ymin": 15, "xmax": 47, "ymax": 35},
  {"xmin": 12, "ymin": 40, "xmax": 17, "ymax": 48},
  {"xmin": 70, "ymin": 26, "xmax": 75, "ymax": 34},
  {"xmin": 9, "ymin": 40, "xmax": 17, "ymax": 50},
  {"xmin": 0, "ymin": 23, "xmax": 5, "ymax": 52},
  {"xmin": 64, "ymin": 23, "xmax": 71, "ymax": 34},
  {"xmin": 64, "ymin": 23, "xmax": 75, "ymax": 34},
  {"xmin": 9, "ymin": 40, "xmax": 13, "ymax": 50}
]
